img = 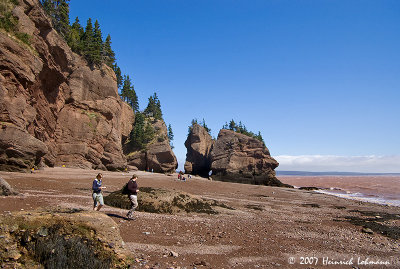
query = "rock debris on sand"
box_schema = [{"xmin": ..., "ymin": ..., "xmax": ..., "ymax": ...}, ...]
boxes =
[{"xmin": 0, "ymin": 168, "xmax": 399, "ymax": 268}]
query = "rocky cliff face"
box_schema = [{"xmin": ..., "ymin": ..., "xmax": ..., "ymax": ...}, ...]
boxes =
[
  {"xmin": 210, "ymin": 129, "xmax": 287, "ymax": 186},
  {"xmin": 125, "ymin": 119, "xmax": 178, "ymax": 173},
  {"xmin": 0, "ymin": 0, "xmax": 134, "ymax": 171},
  {"xmin": 185, "ymin": 128, "xmax": 289, "ymax": 187},
  {"xmin": 184, "ymin": 123, "xmax": 214, "ymax": 177}
]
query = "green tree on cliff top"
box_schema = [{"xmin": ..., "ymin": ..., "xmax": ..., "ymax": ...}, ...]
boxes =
[
  {"xmin": 41, "ymin": 0, "xmax": 70, "ymax": 39},
  {"xmin": 144, "ymin": 93, "xmax": 163, "ymax": 120},
  {"xmin": 68, "ymin": 17, "xmax": 84, "ymax": 53},
  {"xmin": 120, "ymin": 75, "xmax": 139, "ymax": 112},
  {"xmin": 222, "ymin": 119, "xmax": 265, "ymax": 144},
  {"xmin": 92, "ymin": 19, "xmax": 103, "ymax": 67},
  {"xmin": 113, "ymin": 64, "xmax": 123, "ymax": 89},
  {"xmin": 129, "ymin": 112, "xmax": 155, "ymax": 150},
  {"xmin": 168, "ymin": 124, "xmax": 174, "ymax": 149},
  {"xmin": 82, "ymin": 18, "xmax": 95, "ymax": 65},
  {"xmin": 103, "ymin": 34, "xmax": 116, "ymax": 68}
]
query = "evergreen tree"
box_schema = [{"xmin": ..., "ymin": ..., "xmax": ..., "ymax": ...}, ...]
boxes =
[
  {"xmin": 223, "ymin": 119, "xmax": 265, "ymax": 144},
  {"xmin": 103, "ymin": 34, "xmax": 116, "ymax": 67},
  {"xmin": 41, "ymin": 1, "xmax": 117, "ymax": 69},
  {"xmin": 67, "ymin": 17, "xmax": 84, "ymax": 53},
  {"xmin": 121, "ymin": 75, "xmax": 130, "ymax": 102},
  {"xmin": 41, "ymin": 0, "xmax": 70, "ymax": 39},
  {"xmin": 92, "ymin": 19, "xmax": 103, "ymax": 67},
  {"xmin": 168, "ymin": 124, "xmax": 174, "ymax": 148},
  {"xmin": 127, "ymin": 83, "xmax": 139, "ymax": 112},
  {"xmin": 255, "ymin": 131, "xmax": 265, "ymax": 144},
  {"xmin": 119, "ymin": 75, "xmax": 139, "ymax": 111},
  {"xmin": 113, "ymin": 64, "xmax": 123, "ymax": 89},
  {"xmin": 188, "ymin": 119, "xmax": 198, "ymax": 134},
  {"xmin": 144, "ymin": 93, "xmax": 163, "ymax": 120},
  {"xmin": 201, "ymin": 118, "xmax": 211, "ymax": 135},
  {"xmin": 229, "ymin": 119, "xmax": 237, "ymax": 131},
  {"xmin": 41, "ymin": 0, "xmax": 55, "ymax": 17},
  {"xmin": 82, "ymin": 18, "xmax": 94, "ymax": 65},
  {"xmin": 57, "ymin": 0, "xmax": 70, "ymax": 39},
  {"xmin": 129, "ymin": 112, "xmax": 155, "ymax": 150}
]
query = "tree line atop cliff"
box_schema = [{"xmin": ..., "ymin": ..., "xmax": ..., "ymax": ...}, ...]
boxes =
[
  {"xmin": 40, "ymin": 0, "xmax": 140, "ymax": 115},
  {"xmin": 188, "ymin": 119, "xmax": 264, "ymax": 145},
  {"xmin": 222, "ymin": 120, "xmax": 265, "ymax": 144},
  {"xmin": 40, "ymin": 0, "xmax": 115, "ymax": 68},
  {"xmin": 40, "ymin": 1, "xmax": 175, "ymax": 151}
]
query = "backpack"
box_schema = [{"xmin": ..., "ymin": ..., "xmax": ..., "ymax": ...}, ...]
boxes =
[{"xmin": 122, "ymin": 183, "xmax": 129, "ymax": 195}]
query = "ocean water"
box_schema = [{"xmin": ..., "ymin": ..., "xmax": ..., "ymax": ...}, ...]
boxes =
[{"xmin": 279, "ymin": 175, "xmax": 400, "ymax": 207}]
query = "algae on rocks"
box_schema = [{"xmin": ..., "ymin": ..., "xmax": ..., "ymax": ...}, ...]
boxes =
[
  {"xmin": 104, "ymin": 186, "xmax": 233, "ymax": 214},
  {"xmin": 0, "ymin": 208, "xmax": 133, "ymax": 268}
]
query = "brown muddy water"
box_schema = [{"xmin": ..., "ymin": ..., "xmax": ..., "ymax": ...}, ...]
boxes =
[{"xmin": 279, "ymin": 175, "xmax": 400, "ymax": 207}]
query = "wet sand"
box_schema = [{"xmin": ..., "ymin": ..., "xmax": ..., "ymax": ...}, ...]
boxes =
[
  {"xmin": 1, "ymin": 168, "xmax": 399, "ymax": 268},
  {"xmin": 279, "ymin": 175, "xmax": 400, "ymax": 207}
]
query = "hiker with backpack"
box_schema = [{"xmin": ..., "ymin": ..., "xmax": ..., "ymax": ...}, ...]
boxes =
[
  {"xmin": 126, "ymin": 174, "xmax": 139, "ymax": 220},
  {"xmin": 92, "ymin": 173, "xmax": 106, "ymax": 211}
]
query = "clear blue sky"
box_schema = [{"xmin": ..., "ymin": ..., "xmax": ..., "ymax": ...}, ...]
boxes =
[{"xmin": 70, "ymin": 0, "xmax": 400, "ymax": 172}]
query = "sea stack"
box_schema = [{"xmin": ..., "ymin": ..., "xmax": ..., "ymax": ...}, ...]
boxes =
[
  {"xmin": 184, "ymin": 123, "xmax": 214, "ymax": 177},
  {"xmin": 125, "ymin": 119, "xmax": 178, "ymax": 173}
]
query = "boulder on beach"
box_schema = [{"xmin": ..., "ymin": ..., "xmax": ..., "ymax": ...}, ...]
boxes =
[
  {"xmin": 0, "ymin": 177, "xmax": 19, "ymax": 196},
  {"xmin": 104, "ymin": 186, "xmax": 232, "ymax": 214},
  {"xmin": 0, "ymin": 208, "xmax": 132, "ymax": 268}
]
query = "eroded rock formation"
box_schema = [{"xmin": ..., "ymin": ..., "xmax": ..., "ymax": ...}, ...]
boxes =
[
  {"xmin": 0, "ymin": 0, "xmax": 134, "ymax": 171},
  {"xmin": 210, "ymin": 129, "xmax": 287, "ymax": 186},
  {"xmin": 184, "ymin": 123, "xmax": 214, "ymax": 177},
  {"xmin": 184, "ymin": 128, "xmax": 289, "ymax": 187},
  {"xmin": 125, "ymin": 119, "xmax": 177, "ymax": 173}
]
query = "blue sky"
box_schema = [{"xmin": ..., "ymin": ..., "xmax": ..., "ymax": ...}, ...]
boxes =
[{"xmin": 70, "ymin": 0, "xmax": 400, "ymax": 172}]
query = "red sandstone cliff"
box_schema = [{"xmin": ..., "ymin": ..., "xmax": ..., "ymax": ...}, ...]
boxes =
[{"xmin": 0, "ymin": 0, "xmax": 134, "ymax": 171}]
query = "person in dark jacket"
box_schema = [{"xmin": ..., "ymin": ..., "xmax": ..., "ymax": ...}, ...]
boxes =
[
  {"xmin": 92, "ymin": 173, "xmax": 106, "ymax": 211},
  {"xmin": 126, "ymin": 174, "xmax": 139, "ymax": 220}
]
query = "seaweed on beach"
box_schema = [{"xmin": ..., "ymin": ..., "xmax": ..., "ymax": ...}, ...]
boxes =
[
  {"xmin": 299, "ymin": 186, "xmax": 320, "ymax": 191},
  {"xmin": 332, "ymin": 205, "xmax": 346, "ymax": 210},
  {"xmin": 245, "ymin": 204, "xmax": 264, "ymax": 211},
  {"xmin": 343, "ymin": 210, "xmax": 400, "ymax": 240},
  {"xmin": 302, "ymin": 203, "xmax": 321, "ymax": 208},
  {"xmin": 0, "ymin": 212, "xmax": 126, "ymax": 268}
]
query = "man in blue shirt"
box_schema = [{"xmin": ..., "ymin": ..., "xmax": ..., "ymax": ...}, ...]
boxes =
[{"xmin": 92, "ymin": 173, "xmax": 106, "ymax": 211}]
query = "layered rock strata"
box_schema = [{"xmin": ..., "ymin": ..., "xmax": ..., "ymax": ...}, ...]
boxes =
[
  {"xmin": 210, "ymin": 129, "xmax": 287, "ymax": 186},
  {"xmin": 184, "ymin": 123, "xmax": 214, "ymax": 177},
  {"xmin": 0, "ymin": 0, "xmax": 134, "ymax": 171}
]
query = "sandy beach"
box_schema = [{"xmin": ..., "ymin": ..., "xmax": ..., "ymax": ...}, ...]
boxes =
[{"xmin": 1, "ymin": 168, "xmax": 399, "ymax": 268}]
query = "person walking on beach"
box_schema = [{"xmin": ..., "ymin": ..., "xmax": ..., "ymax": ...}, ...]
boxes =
[
  {"xmin": 92, "ymin": 173, "xmax": 106, "ymax": 211},
  {"xmin": 126, "ymin": 174, "xmax": 139, "ymax": 220}
]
